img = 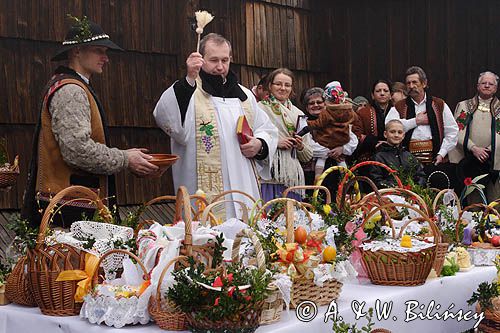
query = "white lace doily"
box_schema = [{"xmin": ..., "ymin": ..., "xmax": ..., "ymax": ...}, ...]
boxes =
[
  {"xmin": 361, "ymin": 238, "xmax": 435, "ymax": 253},
  {"xmin": 80, "ymin": 287, "xmax": 151, "ymax": 328},
  {"xmin": 54, "ymin": 221, "xmax": 133, "ymax": 279}
]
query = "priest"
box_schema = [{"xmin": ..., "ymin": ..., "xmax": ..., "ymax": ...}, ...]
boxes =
[{"xmin": 153, "ymin": 33, "xmax": 278, "ymax": 218}]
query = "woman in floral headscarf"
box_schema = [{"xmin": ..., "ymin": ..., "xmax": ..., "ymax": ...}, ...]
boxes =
[{"xmin": 258, "ymin": 68, "xmax": 313, "ymax": 201}]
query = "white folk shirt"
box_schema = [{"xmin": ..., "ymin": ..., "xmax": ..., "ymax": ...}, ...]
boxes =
[
  {"xmin": 385, "ymin": 93, "xmax": 458, "ymax": 158},
  {"xmin": 153, "ymin": 82, "xmax": 278, "ymax": 219}
]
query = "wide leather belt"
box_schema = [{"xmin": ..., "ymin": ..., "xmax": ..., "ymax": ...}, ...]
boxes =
[{"xmin": 409, "ymin": 139, "xmax": 433, "ymax": 164}]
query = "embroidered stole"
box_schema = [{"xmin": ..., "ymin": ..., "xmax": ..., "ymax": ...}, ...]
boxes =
[{"xmin": 194, "ymin": 77, "xmax": 255, "ymax": 202}]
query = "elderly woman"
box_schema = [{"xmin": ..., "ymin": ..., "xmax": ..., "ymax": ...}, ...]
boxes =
[
  {"xmin": 353, "ymin": 79, "xmax": 393, "ymax": 161},
  {"xmin": 301, "ymin": 86, "xmax": 358, "ymax": 192},
  {"xmin": 258, "ymin": 68, "xmax": 313, "ymax": 201}
]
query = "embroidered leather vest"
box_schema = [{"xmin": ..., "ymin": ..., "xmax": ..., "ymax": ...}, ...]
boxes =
[{"xmin": 36, "ymin": 78, "xmax": 107, "ymax": 198}]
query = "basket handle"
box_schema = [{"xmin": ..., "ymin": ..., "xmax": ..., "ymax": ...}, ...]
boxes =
[
  {"xmin": 36, "ymin": 185, "xmax": 110, "ymax": 249},
  {"xmin": 396, "ymin": 216, "xmax": 441, "ymax": 243},
  {"xmin": 209, "ymin": 190, "xmax": 257, "ymax": 204},
  {"xmin": 91, "ymin": 248, "xmax": 150, "ymax": 288},
  {"xmin": 432, "ymin": 189, "xmax": 461, "ymax": 216},
  {"xmin": 379, "ymin": 188, "xmax": 430, "ymax": 217},
  {"xmin": 231, "ymin": 228, "xmax": 266, "ymax": 272},
  {"xmin": 347, "ymin": 160, "xmax": 403, "ymax": 188},
  {"xmin": 363, "ymin": 202, "xmax": 437, "ymax": 244},
  {"xmin": 456, "ymin": 203, "xmax": 500, "ymax": 242},
  {"xmin": 283, "ymin": 185, "xmax": 331, "ymax": 204},
  {"xmin": 155, "ymin": 255, "xmax": 189, "ymax": 311},
  {"xmin": 252, "ymin": 198, "xmax": 312, "ymax": 243},
  {"xmin": 176, "ymin": 186, "xmax": 194, "ymax": 256},
  {"xmin": 199, "ymin": 199, "xmax": 249, "ymax": 226},
  {"xmin": 314, "ymin": 165, "xmax": 358, "ymax": 207},
  {"xmin": 343, "ymin": 176, "xmax": 382, "ymax": 209}
]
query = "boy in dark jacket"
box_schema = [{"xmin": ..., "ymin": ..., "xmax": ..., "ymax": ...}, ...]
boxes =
[{"xmin": 371, "ymin": 119, "xmax": 426, "ymax": 188}]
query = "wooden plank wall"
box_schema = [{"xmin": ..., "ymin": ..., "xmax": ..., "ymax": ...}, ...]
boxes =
[
  {"xmin": 3, "ymin": 0, "xmax": 499, "ymax": 209},
  {"xmin": 0, "ymin": 0, "xmax": 328, "ymax": 209},
  {"xmin": 317, "ymin": 0, "xmax": 500, "ymax": 109}
]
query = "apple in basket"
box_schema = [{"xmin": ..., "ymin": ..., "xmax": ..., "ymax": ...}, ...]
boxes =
[{"xmin": 491, "ymin": 235, "xmax": 500, "ymax": 247}]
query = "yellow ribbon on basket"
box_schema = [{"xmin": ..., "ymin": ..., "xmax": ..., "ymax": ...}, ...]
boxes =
[{"xmin": 55, "ymin": 253, "xmax": 100, "ymax": 302}]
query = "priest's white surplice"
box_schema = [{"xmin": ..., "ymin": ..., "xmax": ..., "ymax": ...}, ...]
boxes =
[{"xmin": 153, "ymin": 83, "xmax": 278, "ymax": 218}]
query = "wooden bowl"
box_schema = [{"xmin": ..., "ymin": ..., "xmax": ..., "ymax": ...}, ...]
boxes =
[{"xmin": 149, "ymin": 154, "xmax": 179, "ymax": 168}]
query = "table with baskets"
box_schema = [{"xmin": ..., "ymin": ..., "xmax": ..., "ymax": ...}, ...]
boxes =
[{"xmin": 0, "ymin": 265, "xmax": 495, "ymax": 333}]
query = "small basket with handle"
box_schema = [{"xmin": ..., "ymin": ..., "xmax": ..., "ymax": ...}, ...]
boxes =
[
  {"xmin": 81, "ymin": 249, "xmax": 151, "ymax": 328},
  {"xmin": 148, "ymin": 256, "xmax": 189, "ymax": 330}
]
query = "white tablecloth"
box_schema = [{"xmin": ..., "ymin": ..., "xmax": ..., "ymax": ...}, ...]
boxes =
[{"xmin": 0, "ymin": 266, "xmax": 496, "ymax": 333}]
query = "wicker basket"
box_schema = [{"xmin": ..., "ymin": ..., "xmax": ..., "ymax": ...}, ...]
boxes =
[
  {"xmin": 82, "ymin": 249, "xmax": 150, "ymax": 327},
  {"xmin": 134, "ymin": 191, "xmax": 210, "ymax": 238},
  {"xmin": 253, "ymin": 197, "xmax": 343, "ymax": 308},
  {"xmin": 360, "ymin": 203, "xmax": 438, "ymax": 286},
  {"xmin": 430, "ymin": 189, "xmax": 462, "ymax": 275},
  {"xmin": 27, "ymin": 185, "xmax": 111, "ymax": 316},
  {"xmin": 456, "ymin": 203, "xmax": 500, "ymax": 266},
  {"xmin": 371, "ymin": 329, "xmax": 392, "ymax": 333},
  {"xmin": 0, "ymin": 155, "xmax": 19, "ymax": 189},
  {"xmin": 232, "ymin": 228, "xmax": 283, "ymax": 325},
  {"xmin": 185, "ymin": 302, "xmax": 263, "ymax": 333},
  {"xmin": 477, "ymin": 302, "xmax": 500, "ymax": 333},
  {"xmin": 0, "ymin": 138, "xmax": 19, "ymax": 189},
  {"xmin": 149, "ymin": 256, "xmax": 189, "ymax": 331},
  {"xmin": 4, "ymin": 255, "xmax": 36, "ymax": 306}
]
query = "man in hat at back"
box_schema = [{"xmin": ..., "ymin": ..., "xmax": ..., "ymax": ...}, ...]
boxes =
[{"xmin": 22, "ymin": 16, "xmax": 159, "ymax": 227}]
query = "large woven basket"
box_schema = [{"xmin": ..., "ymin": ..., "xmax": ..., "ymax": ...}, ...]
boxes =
[
  {"xmin": 477, "ymin": 301, "xmax": 500, "ymax": 333},
  {"xmin": 5, "ymin": 255, "xmax": 36, "ymax": 306},
  {"xmin": 27, "ymin": 185, "xmax": 111, "ymax": 316},
  {"xmin": 360, "ymin": 203, "xmax": 438, "ymax": 286},
  {"xmin": 185, "ymin": 302, "xmax": 263, "ymax": 333},
  {"xmin": 253, "ymin": 197, "xmax": 343, "ymax": 308},
  {"xmin": 148, "ymin": 256, "xmax": 189, "ymax": 331},
  {"xmin": 232, "ymin": 228, "xmax": 283, "ymax": 325},
  {"xmin": 136, "ymin": 187, "xmax": 218, "ymax": 268}
]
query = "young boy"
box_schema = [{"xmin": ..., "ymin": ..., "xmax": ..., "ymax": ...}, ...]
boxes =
[{"xmin": 370, "ymin": 119, "xmax": 427, "ymax": 188}]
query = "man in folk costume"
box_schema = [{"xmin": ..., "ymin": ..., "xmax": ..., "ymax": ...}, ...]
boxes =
[
  {"xmin": 385, "ymin": 66, "xmax": 459, "ymax": 188},
  {"xmin": 153, "ymin": 33, "xmax": 278, "ymax": 218},
  {"xmin": 449, "ymin": 71, "xmax": 500, "ymax": 202},
  {"xmin": 22, "ymin": 17, "xmax": 159, "ymax": 227}
]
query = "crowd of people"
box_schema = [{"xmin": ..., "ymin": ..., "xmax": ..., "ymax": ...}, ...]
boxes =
[{"xmin": 22, "ymin": 18, "xmax": 500, "ymax": 225}]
